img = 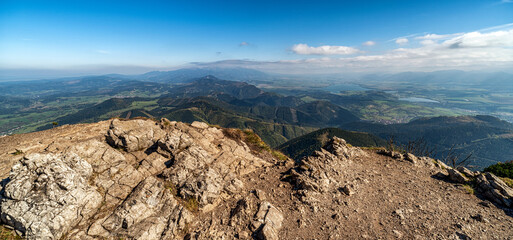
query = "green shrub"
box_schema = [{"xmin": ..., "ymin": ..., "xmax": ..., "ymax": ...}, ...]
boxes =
[{"xmin": 484, "ymin": 161, "xmax": 513, "ymax": 179}]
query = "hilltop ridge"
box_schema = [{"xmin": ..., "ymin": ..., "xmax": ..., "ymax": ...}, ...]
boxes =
[{"xmin": 0, "ymin": 119, "xmax": 512, "ymax": 239}]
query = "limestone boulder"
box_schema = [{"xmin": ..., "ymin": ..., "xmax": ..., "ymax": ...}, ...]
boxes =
[
  {"xmin": 287, "ymin": 137, "xmax": 367, "ymax": 193},
  {"xmin": 0, "ymin": 153, "xmax": 102, "ymax": 239},
  {"xmin": 106, "ymin": 118, "xmax": 166, "ymax": 152},
  {"xmin": 448, "ymin": 169, "xmax": 469, "ymax": 183},
  {"xmin": 476, "ymin": 173, "xmax": 513, "ymax": 208},
  {"xmin": 252, "ymin": 202, "xmax": 284, "ymax": 240}
]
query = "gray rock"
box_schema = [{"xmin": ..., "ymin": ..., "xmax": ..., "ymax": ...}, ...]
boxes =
[
  {"xmin": 434, "ymin": 160, "xmax": 452, "ymax": 170},
  {"xmin": 191, "ymin": 121, "xmax": 209, "ymax": 129},
  {"xmin": 448, "ymin": 169, "xmax": 469, "ymax": 183},
  {"xmin": 106, "ymin": 119, "xmax": 165, "ymax": 152},
  {"xmin": 159, "ymin": 122, "xmax": 270, "ymax": 211},
  {"xmin": 404, "ymin": 153, "xmax": 417, "ymax": 164},
  {"xmin": 456, "ymin": 166, "xmax": 476, "ymax": 178},
  {"xmin": 253, "ymin": 202, "xmax": 284, "ymax": 240},
  {"xmin": 476, "ymin": 173, "xmax": 513, "ymax": 207},
  {"xmin": 0, "ymin": 153, "xmax": 102, "ymax": 240},
  {"xmin": 0, "ymin": 119, "xmax": 272, "ymax": 239},
  {"xmin": 392, "ymin": 152, "xmax": 404, "ymax": 160},
  {"xmin": 258, "ymin": 223, "xmax": 279, "ymax": 240},
  {"xmin": 342, "ymin": 185, "xmax": 355, "ymax": 196},
  {"xmin": 101, "ymin": 176, "xmax": 194, "ymax": 239},
  {"xmin": 288, "ymin": 137, "xmax": 367, "ymax": 194}
]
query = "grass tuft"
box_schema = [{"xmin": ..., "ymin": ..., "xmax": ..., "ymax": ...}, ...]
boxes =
[
  {"xmin": 243, "ymin": 129, "xmax": 271, "ymax": 152},
  {"xmin": 164, "ymin": 181, "xmax": 178, "ymax": 196},
  {"xmin": 0, "ymin": 225, "xmax": 22, "ymax": 240},
  {"xmin": 12, "ymin": 149, "xmax": 23, "ymax": 156},
  {"xmin": 500, "ymin": 177, "xmax": 513, "ymax": 189},
  {"xmin": 271, "ymin": 150, "xmax": 288, "ymax": 161},
  {"xmin": 463, "ymin": 184, "xmax": 475, "ymax": 195},
  {"xmin": 183, "ymin": 196, "xmax": 199, "ymax": 213}
]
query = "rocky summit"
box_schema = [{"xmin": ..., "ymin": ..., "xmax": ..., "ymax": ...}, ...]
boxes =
[{"xmin": 0, "ymin": 119, "xmax": 512, "ymax": 239}]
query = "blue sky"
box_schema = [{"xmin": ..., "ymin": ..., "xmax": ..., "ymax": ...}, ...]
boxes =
[{"xmin": 1, "ymin": 0, "xmax": 512, "ymax": 76}]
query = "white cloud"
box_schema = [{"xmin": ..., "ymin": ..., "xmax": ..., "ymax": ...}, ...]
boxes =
[
  {"xmin": 292, "ymin": 43, "xmax": 361, "ymax": 55},
  {"xmin": 239, "ymin": 41, "xmax": 249, "ymax": 46},
  {"xmin": 395, "ymin": 38, "xmax": 409, "ymax": 45},
  {"xmin": 416, "ymin": 34, "xmax": 445, "ymax": 40},
  {"xmin": 415, "ymin": 33, "xmax": 463, "ymax": 40},
  {"xmin": 442, "ymin": 29, "xmax": 513, "ymax": 48},
  {"xmin": 194, "ymin": 24, "xmax": 513, "ymax": 73},
  {"xmin": 420, "ymin": 39, "xmax": 436, "ymax": 45},
  {"xmin": 362, "ymin": 41, "xmax": 376, "ymax": 46}
]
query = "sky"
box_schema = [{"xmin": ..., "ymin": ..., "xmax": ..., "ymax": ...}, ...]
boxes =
[{"xmin": 1, "ymin": 0, "xmax": 513, "ymax": 77}]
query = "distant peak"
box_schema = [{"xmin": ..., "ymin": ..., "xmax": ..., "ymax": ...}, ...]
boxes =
[{"xmin": 199, "ymin": 75, "xmax": 219, "ymax": 80}]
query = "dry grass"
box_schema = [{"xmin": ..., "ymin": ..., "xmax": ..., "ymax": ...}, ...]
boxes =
[
  {"xmin": 164, "ymin": 181, "xmax": 198, "ymax": 213},
  {"xmin": 500, "ymin": 177, "xmax": 513, "ymax": 188},
  {"xmin": 222, "ymin": 128, "xmax": 246, "ymax": 142},
  {"xmin": 463, "ymin": 184, "xmax": 475, "ymax": 195},
  {"xmin": 223, "ymin": 128, "xmax": 289, "ymax": 164},
  {"xmin": 164, "ymin": 181, "xmax": 178, "ymax": 196},
  {"xmin": 0, "ymin": 225, "xmax": 22, "ymax": 240},
  {"xmin": 207, "ymin": 123, "xmax": 222, "ymax": 129},
  {"xmin": 223, "ymin": 128, "xmax": 270, "ymax": 152},
  {"xmin": 183, "ymin": 196, "xmax": 199, "ymax": 213},
  {"xmin": 11, "ymin": 149, "xmax": 23, "ymax": 156},
  {"xmin": 271, "ymin": 150, "xmax": 288, "ymax": 161}
]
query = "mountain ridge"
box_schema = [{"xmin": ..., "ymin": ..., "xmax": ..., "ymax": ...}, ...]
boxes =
[{"xmin": 0, "ymin": 119, "xmax": 512, "ymax": 239}]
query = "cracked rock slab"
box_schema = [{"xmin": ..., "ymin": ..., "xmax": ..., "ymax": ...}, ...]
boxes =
[{"xmin": 0, "ymin": 153, "xmax": 102, "ymax": 240}]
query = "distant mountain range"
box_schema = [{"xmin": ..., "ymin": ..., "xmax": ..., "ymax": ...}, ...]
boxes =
[
  {"xmin": 135, "ymin": 67, "xmax": 274, "ymax": 83},
  {"xmin": 33, "ymin": 76, "xmax": 359, "ymax": 147},
  {"xmin": 2, "ymin": 69, "xmax": 513, "ymax": 169}
]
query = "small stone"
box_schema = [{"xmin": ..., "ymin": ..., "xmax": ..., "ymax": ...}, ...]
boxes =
[
  {"xmin": 472, "ymin": 214, "xmax": 489, "ymax": 223},
  {"xmin": 479, "ymin": 201, "xmax": 491, "ymax": 208},
  {"xmin": 255, "ymin": 189, "xmax": 266, "ymax": 201},
  {"xmin": 342, "ymin": 185, "xmax": 355, "ymax": 196},
  {"xmin": 239, "ymin": 231, "xmax": 249, "ymax": 238},
  {"xmin": 253, "ymin": 202, "xmax": 283, "ymax": 240},
  {"xmin": 394, "ymin": 209, "xmax": 406, "ymax": 220},
  {"xmin": 393, "ymin": 230, "xmax": 403, "ymax": 238},
  {"xmin": 392, "ymin": 152, "xmax": 403, "ymax": 160},
  {"xmin": 404, "ymin": 153, "xmax": 417, "ymax": 164}
]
